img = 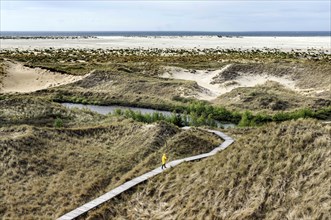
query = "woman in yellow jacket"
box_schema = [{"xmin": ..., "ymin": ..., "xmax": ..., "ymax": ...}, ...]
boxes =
[{"xmin": 161, "ymin": 153, "xmax": 167, "ymax": 170}]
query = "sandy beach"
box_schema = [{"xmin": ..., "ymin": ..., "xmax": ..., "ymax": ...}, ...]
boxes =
[{"xmin": 1, "ymin": 36, "xmax": 330, "ymax": 52}]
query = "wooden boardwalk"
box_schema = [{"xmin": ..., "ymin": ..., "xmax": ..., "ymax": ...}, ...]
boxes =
[{"xmin": 57, "ymin": 128, "xmax": 234, "ymax": 220}]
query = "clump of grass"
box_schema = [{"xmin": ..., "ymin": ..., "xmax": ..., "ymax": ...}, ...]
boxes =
[
  {"xmin": 87, "ymin": 119, "xmax": 331, "ymax": 220},
  {"xmin": 53, "ymin": 117, "xmax": 63, "ymax": 128},
  {"xmin": 0, "ymin": 60, "xmax": 6, "ymax": 86}
]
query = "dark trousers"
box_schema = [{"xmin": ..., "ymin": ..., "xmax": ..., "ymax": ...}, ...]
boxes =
[{"xmin": 161, "ymin": 164, "xmax": 167, "ymax": 169}]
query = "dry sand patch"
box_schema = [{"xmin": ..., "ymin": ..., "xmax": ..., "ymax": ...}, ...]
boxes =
[{"xmin": 0, "ymin": 61, "xmax": 87, "ymax": 93}]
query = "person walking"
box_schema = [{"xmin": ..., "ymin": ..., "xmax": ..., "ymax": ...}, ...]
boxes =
[{"xmin": 161, "ymin": 153, "xmax": 167, "ymax": 170}]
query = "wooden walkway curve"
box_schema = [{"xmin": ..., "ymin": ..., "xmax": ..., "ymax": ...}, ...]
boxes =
[{"xmin": 57, "ymin": 127, "xmax": 234, "ymax": 220}]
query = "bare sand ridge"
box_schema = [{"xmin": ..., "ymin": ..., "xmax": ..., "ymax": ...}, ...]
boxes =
[
  {"xmin": 1, "ymin": 36, "xmax": 330, "ymax": 52},
  {"xmin": 162, "ymin": 64, "xmax": 297, "ymax": 101},
  {"xmin": 0, "ymin": 61, "xmax": 86, "ymax": 93}
]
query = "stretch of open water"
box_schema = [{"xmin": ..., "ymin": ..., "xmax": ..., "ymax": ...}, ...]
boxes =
[{"xmin": 1, "ymin": 31, "xmax": 330, "ymax": 37}]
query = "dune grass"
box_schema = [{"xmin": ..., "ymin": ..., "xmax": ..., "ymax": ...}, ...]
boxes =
[
  {"xmin": 0, "ymin": 60, "xmax": 6, "ymax": 87},
  {"xmin": 84, "ymin": 119, "xmax": 331, "ymax": 220},
  {"xmin": 0, "ymin": 96, "xmax": 107, "ymax": 127},
  {"xmin": 1, "ymin": 48, "xmax": 329, "ymax": 75},
  {"xmin": 0, "ymin": 120, "xmax": 221, "ymax": 219},
  {"xmin": 214, "ymin": 81, "xmax": 330, "ymax": 112}
]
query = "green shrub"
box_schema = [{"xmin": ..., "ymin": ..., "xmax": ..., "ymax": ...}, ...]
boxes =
[
  {"xmin": 114, "ymin": 109, "xmax": 123, "ymax": 116},
  {"xmin": 313, "ymin": 107, "xmax": 331, "ymax": 120},
  {"xmin": 252, "ymin": 112, "xmax": 272, "ymax": 125},
  {"xmin": 238, "ymin": 111, "xmax": 254, "ymax": 127},
  {"xmin": 272, "ymin": 112, "xmax": 291, "ymax": 122},
  {"xmin": 291, "ymin": 108, "xmax": 313, "ymax": 119}
]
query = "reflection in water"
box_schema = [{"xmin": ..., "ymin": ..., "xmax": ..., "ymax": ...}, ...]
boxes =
[{"xmin": 62, "ymin": 103, "xmax": 172, "ymax": 116}]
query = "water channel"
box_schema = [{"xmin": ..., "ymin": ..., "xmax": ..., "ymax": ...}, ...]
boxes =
[{"xmin": 61, "ymin": 103, "xmax": 236, "ymax": 128}]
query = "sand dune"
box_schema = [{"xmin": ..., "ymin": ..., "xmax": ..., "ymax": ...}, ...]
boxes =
[
  {"xmin": 0, "ymin": 61, "xmax": 86, "ymax": 93},
  {"xmin": 162, "ymin": 64, "xmax": 297, "ymax": 100}
]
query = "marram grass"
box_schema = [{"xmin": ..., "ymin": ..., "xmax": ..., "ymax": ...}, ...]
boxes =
[{"xmin": 85, "ymin": 119, "xmax": 331, "ymax": 220}]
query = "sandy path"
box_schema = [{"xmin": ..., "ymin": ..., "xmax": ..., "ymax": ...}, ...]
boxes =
[
  {"xmin": 162, "ymin": 64, "xmax": 297, "ymax": 100},
  {"xmin": 0, "ymin": 61, "xmax": 86, "ymax": 93}
]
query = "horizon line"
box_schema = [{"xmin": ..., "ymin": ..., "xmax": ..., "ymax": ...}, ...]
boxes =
[{"xmin": 1, "ymin": 30, "xmax": 330, "ymax": 32}]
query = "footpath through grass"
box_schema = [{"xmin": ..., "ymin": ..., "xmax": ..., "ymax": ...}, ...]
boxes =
[
  {"xmin": 85, "ymin": 119, "xmax": 331, "ymax": 220},
  {"xmin": 0, "ymin": 120, "xmax": 221, "ymax": 219}
]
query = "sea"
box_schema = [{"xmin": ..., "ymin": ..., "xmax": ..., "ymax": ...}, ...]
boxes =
[{"xmin": 0, "ymin": 31, "xmax": 330, "ymax": 37}]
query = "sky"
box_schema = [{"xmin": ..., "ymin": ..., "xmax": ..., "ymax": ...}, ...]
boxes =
[{"xmin": 0, "ymin": 0, "xmax": 330, "ymax": 32}]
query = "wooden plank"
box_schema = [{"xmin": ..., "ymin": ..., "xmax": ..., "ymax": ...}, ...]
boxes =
[
  {"xmin": 184, "ymin": 153, "xmax": 210, "ymax": 162},
  {"xmin": 82, "ymin": 203, "xmax": 97, "ymax": 209}
]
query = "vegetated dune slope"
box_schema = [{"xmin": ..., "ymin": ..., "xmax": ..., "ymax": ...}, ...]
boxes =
[
  {"xmin": 214, "ymin": 81, "xmax": 331, "ymax": 111},
  {"xmin": 0, "ymin": 120, "xmax": 221, "ymax": 219},
  {"xmin": 47, "ymin": 69, "xmax": 200, "ymax": 108},
  {"xmin": 0, "ymin": 96, "xmax": 100, "ymax": 126},
  {"xmin": 86, "ymin": 119, "xmax": 331, "ymax": 220}
]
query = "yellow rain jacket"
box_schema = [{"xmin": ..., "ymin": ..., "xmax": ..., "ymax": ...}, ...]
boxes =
[{"xmin": 162, "ymin": 154, "xmax": 167, "ymax": 165}]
